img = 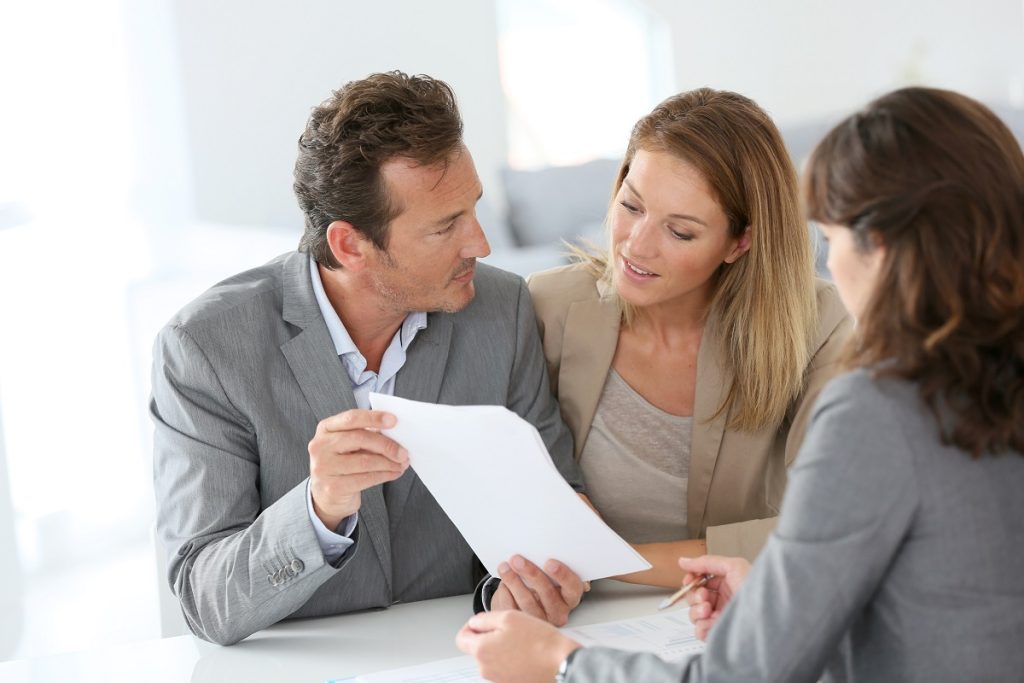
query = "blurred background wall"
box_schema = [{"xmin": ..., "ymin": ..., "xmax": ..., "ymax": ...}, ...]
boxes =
[{"xmin": 0, "ymin": 0, "xmax": 1022, "ymax": 661}]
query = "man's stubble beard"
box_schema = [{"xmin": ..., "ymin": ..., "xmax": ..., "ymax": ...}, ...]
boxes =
[{"xmin": 371, "ymin": 256, "xmax": 477, "ymax": 315}]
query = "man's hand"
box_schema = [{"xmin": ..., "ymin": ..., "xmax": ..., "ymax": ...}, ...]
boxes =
[
  {"xmin": 679, "ymin": 555, "xmax": 751, "ymax": 640},
  {"xmin": 307, "ymin": 409, "xmax": 408, "ymax": 529},
  {"xmin": 490, "ymin": 555, "xmax": 590, "ymax": 626},
  {"xmin": 456, "ymin": 610, "xmax": 581, "ymax": 683}
]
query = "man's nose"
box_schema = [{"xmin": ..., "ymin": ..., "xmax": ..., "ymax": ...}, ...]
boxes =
[{"xmin": 461, "ymin": 216, "xmax": 491, "ymax": 259}]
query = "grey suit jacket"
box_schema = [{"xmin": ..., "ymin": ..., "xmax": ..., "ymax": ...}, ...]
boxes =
[
  {"xmin": 151, "ymin": 251, "xmax": 581, "ymax": 645},
  {"xmin": 567, "ymin": 370, "xmax": 1024, "ymax": 682}
]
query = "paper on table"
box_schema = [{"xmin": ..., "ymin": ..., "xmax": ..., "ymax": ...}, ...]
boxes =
[
  {"xmin": 368, "ymin": 393, "xmax": 650, "ymax": 582},
  {"xmin": 336, "ymin": 612, "xmax": 704, "ymax": 682},
  {"xmin": 564, "ymin": 611, "xmax": 704, "ymax": 662}
]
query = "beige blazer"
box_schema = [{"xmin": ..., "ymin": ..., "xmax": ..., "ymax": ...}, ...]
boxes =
[{"xmin": 528, "ymin": 264, "xmax": 853, "ymax": 561}]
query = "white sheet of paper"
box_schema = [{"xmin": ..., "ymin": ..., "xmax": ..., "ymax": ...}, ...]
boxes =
[
  {"xmin": 564, "ymin": 611, "xmax": 704, "ymax": 662},
  {"xmin": 340, "ymin": 612, "xmax": 704, "ymax": 682},
  {"xmin": 368, "ymin": 393, "xmax": 650, "ymax": 581}
]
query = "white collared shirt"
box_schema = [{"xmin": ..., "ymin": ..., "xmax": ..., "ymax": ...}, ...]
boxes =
[{"xmin": 305, "ymin": 256, "xmax": 427, "ymax": 562}]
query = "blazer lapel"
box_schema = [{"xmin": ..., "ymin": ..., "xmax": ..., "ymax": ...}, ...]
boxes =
[
  {"xmin": 559, "ymin": 293, "xmax": 620, "ymax": 460},
  {"xmin": 386, "ymin": 312, "xmax": 454, "ymax": 527},
  {"xmin": 279, "ymin": 253, "xmax": 393, "ymax": 592},
  {"xmin": 688, "ymin": 315, "xmax": 732, "ymax": 538}
]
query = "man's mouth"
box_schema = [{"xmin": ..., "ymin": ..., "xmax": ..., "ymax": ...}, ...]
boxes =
[{"xmin": 453, "ymin": 261, "xmax": 476, "ymax": 283}]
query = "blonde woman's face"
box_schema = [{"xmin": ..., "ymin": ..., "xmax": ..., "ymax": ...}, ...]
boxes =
[
  {"xmin": 817, "ymin": 222, "xmax": 885, "ymax": 320},
  {"xmin": 610, "ymin": 149, "xmax": 749, "ymax": 312}
]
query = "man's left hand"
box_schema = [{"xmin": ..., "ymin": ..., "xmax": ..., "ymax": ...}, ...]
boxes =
[{"xmin": 490, "ymin": 555, "xmax": 590, "ymax": 626}]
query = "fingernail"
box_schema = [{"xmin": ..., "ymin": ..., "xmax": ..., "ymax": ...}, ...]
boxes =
[
  {"xmin": 544, "ymin": 559, "xmax": 560, "ymax": 573},
  {"xmin": 510, "ymin": 555, "xmax": 525, "ymax": 571},
  {"xmin": 498, "ymin": 562, "xmax": 510, "ymax": 574},
  {"xmin": 382, "ymin": 413, "xmax": 396, "ymax": 427}
]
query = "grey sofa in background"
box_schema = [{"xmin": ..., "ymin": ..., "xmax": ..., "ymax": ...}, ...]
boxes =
[{"xmin": 480, "ymin": 158, "xmax": 619, "ymax": 277}]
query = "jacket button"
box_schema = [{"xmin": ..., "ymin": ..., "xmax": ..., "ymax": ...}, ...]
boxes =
[
  {"xmin": 267, "ymin": 573, "xmax": 278, "ymax": 587},
  {"xmin": 290, "ymin": 559, "xmax": 304, "ymax": 574}
]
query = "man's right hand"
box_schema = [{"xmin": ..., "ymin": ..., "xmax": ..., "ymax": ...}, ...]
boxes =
[{"xmin": 307, "ymin": 409, "xmax": 409, "ymax": 529}]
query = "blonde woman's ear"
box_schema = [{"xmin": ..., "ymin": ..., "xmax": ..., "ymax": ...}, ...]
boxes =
[{"xmin": 724, "ymin": 226, "xmax": 752, "ymax": 264}]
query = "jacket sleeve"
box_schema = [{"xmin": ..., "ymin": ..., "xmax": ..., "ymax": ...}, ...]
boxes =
[
  {"xmin": 508, "ymin": 278, "xmax": 582, "ymax": 491},
  {"xmin": 151, "ymin": 324, "xmax": 348, "ymax": 645}
]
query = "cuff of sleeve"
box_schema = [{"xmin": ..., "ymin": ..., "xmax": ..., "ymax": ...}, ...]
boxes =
[
  {"xmin": 472, "ymin": 574, "xmax": 501, "ymax": 614},
  {"xmin": 306, "ymin": 480, "xmax": 358, "ymax": 564},
  {"xmin": 705, "ymin": 517, "xmax": 777, "ymax": 562}
]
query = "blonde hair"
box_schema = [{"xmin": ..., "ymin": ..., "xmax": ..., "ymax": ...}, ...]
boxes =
[{"xmin": 576, "ymin": 88, "xmax": 818, "ymax": 431}]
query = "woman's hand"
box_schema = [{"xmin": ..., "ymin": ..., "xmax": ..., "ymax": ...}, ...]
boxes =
[
  {"xmin": 678, "ymin": 555, "xmax": 751, "ymax": 640},
  {"xmin": 456, "ymin": 610, "xmax": 582, "ymax": 683}
]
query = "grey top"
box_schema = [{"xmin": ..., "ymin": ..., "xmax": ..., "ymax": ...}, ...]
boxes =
[
  {"xmin": 568, "ymin": 369, "xmax": 1024, "ymax": 682},
  {"xmin": 150, "ymin": 252, "xmax": 581, "ymax": 646},
  {"xmin": 580, "ymin": 369, "xmax": 691, "ymax": 543}
]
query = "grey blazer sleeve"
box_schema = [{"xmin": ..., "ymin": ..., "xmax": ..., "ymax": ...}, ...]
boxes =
[
  {"xmin": 567, "ymin": 373, "xmax": 919, "ymax": 682},
  {"xmin": 508, "ymin": 278, "xmax": 582, "ymax": 491},
  {"xmin": 151, "ymin": 324, "xmax": 344, "ymax": 645}
]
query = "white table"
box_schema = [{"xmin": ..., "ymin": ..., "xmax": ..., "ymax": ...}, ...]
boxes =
[{"xmin": 0, "ymin": 580, "xmax": 675, "ymax": 682}]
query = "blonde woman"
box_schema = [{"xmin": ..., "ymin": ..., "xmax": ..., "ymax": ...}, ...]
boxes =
[{"xmin": 525, "ymin": 89, "xmax": 851, "ymax": 588}]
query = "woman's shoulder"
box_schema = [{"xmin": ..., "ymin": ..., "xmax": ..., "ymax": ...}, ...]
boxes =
[
  {"xmin": 816, "ymin": 368, "xmax": 922, "ymax": 431},
  {"xmin": 808, "ymin": 277, "xmax": 854, "ymax": 355},
  {"xmin": 813, "ymin": 278, "xmax": 849, "ymax": 333},
  {"xmin": 526, "ymin": 262, "xmax": 603, "ymax": 312}
]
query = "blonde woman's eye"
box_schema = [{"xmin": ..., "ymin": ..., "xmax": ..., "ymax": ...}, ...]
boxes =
[{"xmin": 619, "ymin": 201, "xmax": 640, "ymax": 214}]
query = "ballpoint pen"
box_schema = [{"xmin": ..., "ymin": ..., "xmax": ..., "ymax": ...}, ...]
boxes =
[{"xmin": 658, "ymin": 574, "xmax": 711, "ymax": 610}]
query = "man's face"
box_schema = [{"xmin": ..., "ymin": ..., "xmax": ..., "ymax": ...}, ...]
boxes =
[{"xmin": 367, "ymin": 146, "xmax": 490, "ymax": 314}]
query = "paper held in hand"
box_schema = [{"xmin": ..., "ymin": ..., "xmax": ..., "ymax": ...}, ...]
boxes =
[{"xmin": 369, "ymin": 393, "xmax": 650, "ymax": 581}]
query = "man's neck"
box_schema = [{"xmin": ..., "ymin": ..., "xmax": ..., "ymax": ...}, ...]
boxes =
[{"xmin": 319, "ymin": 265, "xmax": 405, "ymax": 373}]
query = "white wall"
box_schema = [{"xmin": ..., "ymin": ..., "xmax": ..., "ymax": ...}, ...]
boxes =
[
  {"xmin": 643, "ymin": 0, "xmax": 1024, "ymax": 128},
  {"xmin": 167, "ymin": 0, "xmax": 1024, "ymax": 234},
  {"xmin": 170, "ymin": 0, "xmax": 508, "ymax": 230}
]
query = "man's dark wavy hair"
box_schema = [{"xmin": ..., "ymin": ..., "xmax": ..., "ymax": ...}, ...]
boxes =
[{"xmin": 294, "ymin": 71, "xmax": 463, "ymax": 267}]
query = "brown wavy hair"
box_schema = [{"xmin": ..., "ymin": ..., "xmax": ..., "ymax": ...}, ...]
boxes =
[
  {"xmin": 578, "ymin": 88, "xmax": 819, "ymax": 431},
  {"xmin": 293, "ymin": 71, "xmax": 463, "ymax": 268},
  {"xmin": 805, "ymin": 87, "xmax": 1024, "ymax": 457}
]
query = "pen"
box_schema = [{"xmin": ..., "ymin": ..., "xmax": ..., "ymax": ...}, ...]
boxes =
[{"xmin": 657, "ymin": 574, "xmax": 711, "ymax": 611}]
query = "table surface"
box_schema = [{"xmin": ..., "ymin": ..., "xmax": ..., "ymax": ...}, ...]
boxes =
[{"xmin": 0, "ymin": 580, "xmax": 677, "ymax": 682}]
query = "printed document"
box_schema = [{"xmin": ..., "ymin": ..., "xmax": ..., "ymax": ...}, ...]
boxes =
[
  {"xmin": 368, "ymin": 393, "xmax": 650, "ymax": 581},
  {"xmin": 332, "ymin": 611, "xmax": 704, "ymax": 682}
]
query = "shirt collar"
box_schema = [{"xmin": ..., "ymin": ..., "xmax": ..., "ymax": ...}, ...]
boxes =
[{"xmin": 308, "ymin": 255, "xmax": 427, "ymax": 360}]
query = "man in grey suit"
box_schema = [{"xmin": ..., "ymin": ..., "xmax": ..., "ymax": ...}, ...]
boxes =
[{"xmin": 151, "ymin": 71, "xmax": 588, "ymax": 646}]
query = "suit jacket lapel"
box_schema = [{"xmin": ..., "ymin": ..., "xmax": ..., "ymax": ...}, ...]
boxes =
[
  {"xmin": 278, "ymin": 253, "xmax": 393, "ymax": 592},
  {"xmin": 386, "ymin": 312, "xmax": 454, "ymax": 527},
  {"xmin": 688, "ymin": 314, "xmax": 732, "ymax": 538},
  {"xmin": 559, "ymin": 293, "xmax": 620, "ymax": 460}
]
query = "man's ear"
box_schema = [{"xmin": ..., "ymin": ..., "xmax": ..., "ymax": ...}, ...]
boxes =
[
  {"xmin": 724, "ymin": 226, "xmax": 752, "ymax": 264},
  {"xmin": 326, "ymin": 220, "xmax": 369, "ymax": 270}
]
